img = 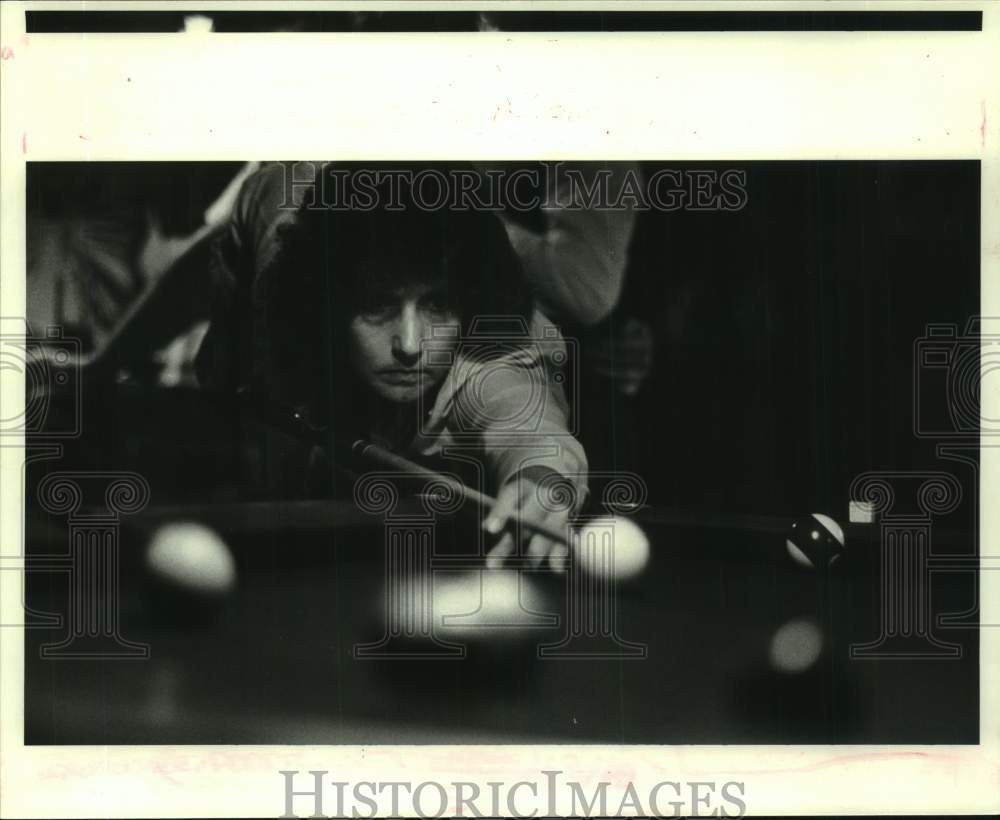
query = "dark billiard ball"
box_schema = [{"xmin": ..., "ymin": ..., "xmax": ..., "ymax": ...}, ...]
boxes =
[{"xmin": 784, "ymin": 513, "xmax": 846, "ymax": 569}]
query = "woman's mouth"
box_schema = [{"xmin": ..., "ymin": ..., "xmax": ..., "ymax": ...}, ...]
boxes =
[{"xmin": 378, "ymin": 369, "xmax": 422, "ymax": 385}]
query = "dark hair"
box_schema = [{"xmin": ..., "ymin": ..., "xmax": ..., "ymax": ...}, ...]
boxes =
[{"xmin": 259, "ymin": 164, "xmax": 536, "ymax": 411}]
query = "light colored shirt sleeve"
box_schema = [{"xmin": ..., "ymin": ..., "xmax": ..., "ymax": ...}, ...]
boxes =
[{"xmin": 418, "ymin": 324, "xmax": 588, "ymax": 508}]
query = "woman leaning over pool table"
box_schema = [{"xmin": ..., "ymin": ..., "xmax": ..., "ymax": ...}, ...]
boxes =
[{"xmin": 196, "ymin": 163, "xmax": 588, "ymax": 570}]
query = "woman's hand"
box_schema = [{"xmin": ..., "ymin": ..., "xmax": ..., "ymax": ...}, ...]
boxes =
[{"xmin": 483, "ymin": 470, "xmax": 571, "ymax": 573}]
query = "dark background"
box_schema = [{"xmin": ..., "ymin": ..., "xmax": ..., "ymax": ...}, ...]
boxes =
[{"xmin": 621, "ymin": 161, "xmax": 979, "ymax": 519}]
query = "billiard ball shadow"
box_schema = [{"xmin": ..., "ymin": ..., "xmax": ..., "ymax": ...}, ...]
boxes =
[{"xmin": 140, "ymin": 571, "xmax": 231, "ymax": 630}]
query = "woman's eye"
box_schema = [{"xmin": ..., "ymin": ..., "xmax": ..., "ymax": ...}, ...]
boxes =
[
  {"xmin": 360, "ymin": 296, "xmax": 397, "ymax": 321},
  {"xmin": 361, "ymin": 309, "xmax": 393, "ymax": 323}
]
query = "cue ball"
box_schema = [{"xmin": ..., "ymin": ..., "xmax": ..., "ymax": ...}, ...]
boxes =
[
  {"xmin": 573, "ymin": 516, "xmax": 650, "ymax": 580},
  {"xmin": 785, "ymin": 513, "xmax": 845, "ymax": 569},
  {"xmin": 145, "ymin": 521, "xmax": 236, "ymax": 597},
  {"xmin": 769, "ymin": 616, "xmax": 824, "ymax": 673}
]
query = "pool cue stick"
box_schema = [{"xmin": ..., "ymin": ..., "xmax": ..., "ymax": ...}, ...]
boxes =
[{"xmin": 351, "ymin": 439, "xmax": 572, "ymax": 547}]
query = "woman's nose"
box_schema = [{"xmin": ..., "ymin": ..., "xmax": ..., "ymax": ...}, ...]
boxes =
[{"xmin": 392, "ymin": 305, "xmax": 425, "ymax": 364}]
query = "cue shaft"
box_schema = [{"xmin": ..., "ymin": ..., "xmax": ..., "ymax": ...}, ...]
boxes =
[{"xmin": 351, "ymin": 439, "xmax": 571, "ymax": 546}]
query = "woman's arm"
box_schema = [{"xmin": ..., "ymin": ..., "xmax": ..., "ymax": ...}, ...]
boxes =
[{"xmin": 448, "ymin": 345, "xmax": 588, "ymax": 570}]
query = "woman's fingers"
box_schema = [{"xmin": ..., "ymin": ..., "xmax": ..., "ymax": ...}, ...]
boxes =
[
  {"xmin": 484, "ymin": 482, "xmax": 526, "ymax": 569},
  {"xmin": 485, "ymin": 533, "xmax": 516, "ymax": 570},
  {"xmin": 483, "ymin": 481, "xmax": 522, "ymax": 535},
  {"xmin": 526, "ymin": 533, "xmax": 552, "ymax": 570},
  {"xmin": 548, "ymin": 542, "xmax": 569, "ymax": 574},
  {"xmin": 484, "ymin": 479, "xmax": 571, "ymax": 570}
]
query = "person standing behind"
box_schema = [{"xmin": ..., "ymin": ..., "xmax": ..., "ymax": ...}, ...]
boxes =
[{"xmin": 491, "ymin": 161, "xmax": 655, "ymax": 478}]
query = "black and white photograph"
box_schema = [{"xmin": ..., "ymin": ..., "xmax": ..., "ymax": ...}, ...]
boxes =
[{"xmin": 1, "ymin": 3, "xmax": 998, "ymax": 819}]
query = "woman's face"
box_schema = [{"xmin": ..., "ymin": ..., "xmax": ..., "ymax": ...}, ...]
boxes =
[{"xmin": 347, "ymin": 276, "xmax": 461, "ymax": 403}]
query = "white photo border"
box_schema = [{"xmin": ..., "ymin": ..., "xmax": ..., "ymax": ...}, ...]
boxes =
[{"xmin": 1, "ymin": 1, "xmax": 997, "ymax": 817}]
